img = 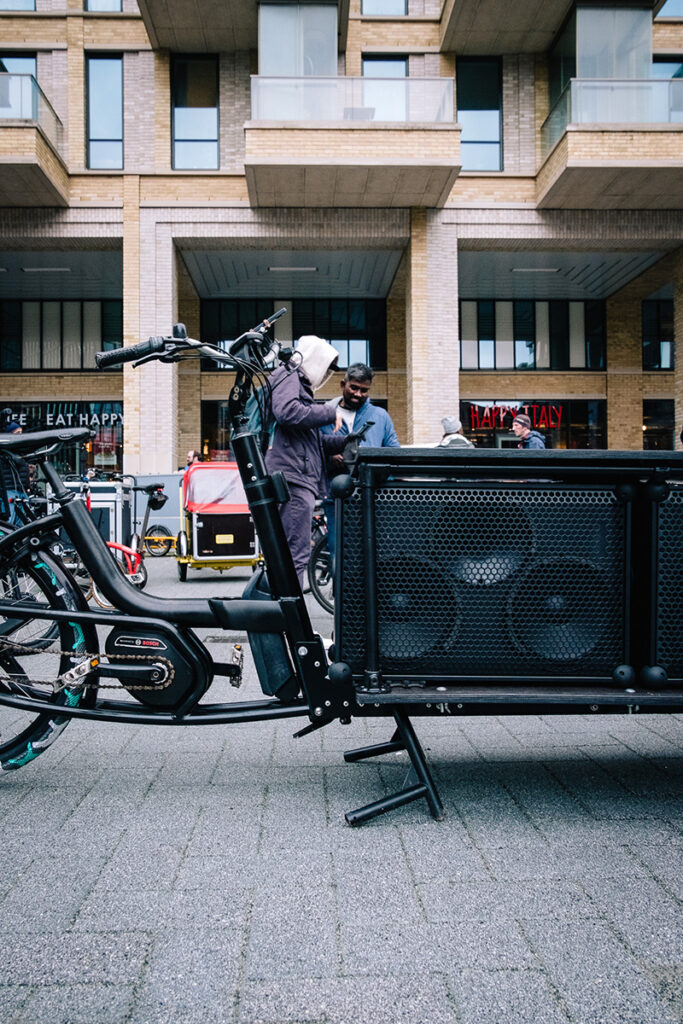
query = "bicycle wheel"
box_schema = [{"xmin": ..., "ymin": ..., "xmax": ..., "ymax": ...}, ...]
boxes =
[
  {"xmin": 0, "ymin": 549, "xmax": 98, "ymax": 770},
  {"xmin": 307, "ymin": 532, "xmax": 334, "ymax": 613},
  {"xmin": 144, "ymin": 524, "xmax": 172, "ymax": 557}
]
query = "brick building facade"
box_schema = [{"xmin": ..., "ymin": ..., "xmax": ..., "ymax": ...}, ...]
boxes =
[{"xmin": 0, "ymin": 0, "xmax": 681, "ymax": 472}]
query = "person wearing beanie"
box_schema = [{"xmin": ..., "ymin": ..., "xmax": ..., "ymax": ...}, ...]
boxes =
[
  {"xmin": 265, "ymin": 335, "xmax": 348, "ymax": 584},
  {"xmin": 439, "ymin": 414, "xmax": 474, "ymax": 449},
  {"xmin": 512, "ymin": 412, "xmax": 546, "ymax": 449}
]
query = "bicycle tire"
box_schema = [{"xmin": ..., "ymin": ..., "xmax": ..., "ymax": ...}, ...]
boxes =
[
  {"xmin": 0, "ymin": 549, "xmax": 98, "ymax": 770},
  {"xmin": 0, "ymin": 526, "xmax": 60, "ymax": 653},
  {"xmin": 144, "ymin": 524, "xmax": 172, "ymax": 557},
  {"xmin": 307, "ymin": 532, "xmax": 334, "ymax": 613}
]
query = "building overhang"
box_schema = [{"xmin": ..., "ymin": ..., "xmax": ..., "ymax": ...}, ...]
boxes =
[
  {"xmin": 136, "ymin": 0, "xmax": 349, "ymax": 52},
  {"xmin": 244, "ymin": 122, "xmax": 460, "ymax": 208},
  {"xmin": 0, "ymin": 125, "xmax": 68, "ymax": 207},
  {"xmin": 440, "ymin": 0, "xmax": 575, "ymax": 54},
  {"xmin": 537, "ymin": 126, "xmax": 683, "ymax": 209}
]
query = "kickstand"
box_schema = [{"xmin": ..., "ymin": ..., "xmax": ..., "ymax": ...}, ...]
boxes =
[{"xmin": 343, "ymin": 707, "xmax": 445, "ymax": 826}]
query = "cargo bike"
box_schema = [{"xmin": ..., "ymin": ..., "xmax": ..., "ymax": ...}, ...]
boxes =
[
  {"xmin": 175, "ymin": 460, "xmax": 261, "ymax": 582},
  {"xmin": 0, "ymin": 309, "xmax": 682, "ymax": 826}
]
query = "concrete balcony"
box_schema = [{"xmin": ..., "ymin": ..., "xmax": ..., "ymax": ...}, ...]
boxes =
[
  {"xmin": 136, "ymin": 0, "xmax": 349, "ymax": 52},
  {"xmin": 440, "ymin": 0, "xmax": 575, "ymax": 53},
  {"xmin": 245, "ymin": 76, "xmax": 460, "ymax": 208},
  {"xmin": 538, "ymin": 78, "xmax": 683, "ymax": 209},
  {"xmin": 0, "ymin": 74, "xmax": 67, "ymax": 206}
]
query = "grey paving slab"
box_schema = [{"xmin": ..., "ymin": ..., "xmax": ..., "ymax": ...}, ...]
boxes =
[
  {"xmin": 522, "ymin": 917, "xmax": 680, "ymax": 1024},
  {"xmin": 446, "ymin": 968, "xmax": 570, "ymax": 1024},
  {"xmin": 238, "ymin": 975, "xmax": 460, "ymax": 1024},
  {"xmin": 0, "ymin": 559, "xmax": 681, "ymax": 1024},
  {"xmin": 19, "ymin": 983, "xmax": 136, "ymax": 1024}
]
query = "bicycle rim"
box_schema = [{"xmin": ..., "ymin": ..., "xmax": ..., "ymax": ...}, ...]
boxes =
[
  {"xmin": 0, "ymin": 551, "xmax": 97, "ymax": 770},
  {"xmin": 308, "ymin": 533, "xmax": 334, "ymax": 613},
  {"xmin": 145, "ymin": 525, "xmax": 172, "ymax": 557}
]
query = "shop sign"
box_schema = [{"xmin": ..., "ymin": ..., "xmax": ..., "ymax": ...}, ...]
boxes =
[
  {"xmin": 7, "ymin": 409, "xmax": 123, "ymax": 429},
  {"xmin": 468, "ymin": 403, "xmax": 563, "ymax": 431}
]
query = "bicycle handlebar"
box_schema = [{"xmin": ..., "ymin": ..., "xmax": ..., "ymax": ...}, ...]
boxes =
[{"xmin": 95, "ymin": 336, "xmax": 167, "ymax": 369}]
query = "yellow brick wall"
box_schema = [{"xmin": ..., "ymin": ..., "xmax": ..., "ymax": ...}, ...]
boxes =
[
  {"xmin": 66, "ymin": 16, "xmax": 85, "ymax": 169},
  {"xmin": 122, "ymin": 175, "xmax": 141, "ymax": 465},
  {"xmin": 176, "ymin": 260, "xmax": 202, "ymax": 459}
]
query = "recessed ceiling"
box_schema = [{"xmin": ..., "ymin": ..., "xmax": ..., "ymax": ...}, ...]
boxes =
[
  {"xmin": 458, "ymin": 250, "xmax": 666, "ymax": 300},
  {"xmin": 179, "ymin": 248, "xmax": 403, "ymax": 299},
  {"xmin": 0, "ymin": 251, "xmax": 122, "ymax": 300}
]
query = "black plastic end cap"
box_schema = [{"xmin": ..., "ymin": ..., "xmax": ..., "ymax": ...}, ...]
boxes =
[
  {"xmin": 328, "ymin": 661, "xmax": 352, "ymax": 685},
  {"xmin": 330, "ymin": 474, "xmax": 355, "ymax": 500}
]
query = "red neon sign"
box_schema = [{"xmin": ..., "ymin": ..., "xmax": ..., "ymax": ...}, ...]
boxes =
[{"xmin": 468, "ymin": 403, "xmax": 563, "ymax": 430}]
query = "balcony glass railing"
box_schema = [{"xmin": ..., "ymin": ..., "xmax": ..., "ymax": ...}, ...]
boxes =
[
  {"xmin": 541, "ymin": 78, "xmax": 683, "ymax": 157},
  {"xmin": 0, "ymin": 74, "xmax": 65, "ymax": 158},
  {"xmin": 250, "ymin": 76, "xmax": 453, "ymax": 123}
]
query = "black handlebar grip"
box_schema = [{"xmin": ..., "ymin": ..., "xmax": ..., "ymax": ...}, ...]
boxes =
[{"xmin": 95, "ymin": 336, "xmax": 166, "ymax": 369}]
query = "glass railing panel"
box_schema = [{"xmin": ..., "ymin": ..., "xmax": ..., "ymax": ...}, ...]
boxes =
[
  {"xmin": 0, "ymin": 74, "xmax": 64, "ymax": 158},
  {"xmin": 541, "ymin": 78, "xmax": 683, "ymax": 160},
  {"xmin": 250, "ymin": 76, "xmax": 453, "ymax": 123}
]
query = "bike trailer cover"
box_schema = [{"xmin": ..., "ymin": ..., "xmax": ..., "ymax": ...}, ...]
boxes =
[{"xmin": 183, "ymin": 462, "xmax": 249, "ymax": 514}]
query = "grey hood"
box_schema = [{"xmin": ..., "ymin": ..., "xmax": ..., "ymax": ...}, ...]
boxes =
[{"xmin": 296, "ymin": 335, "xmax": 339, "ymax": 391}]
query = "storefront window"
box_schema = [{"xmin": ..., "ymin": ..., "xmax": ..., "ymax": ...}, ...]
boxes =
[
  {"xmin": 642, "ymin": 299, "xmax": 674, "ymax": 370},
  {"xmin": 0, "ymin": 299, "xmax": 122, "ymax": 371},
  {"xmin": 460, "ymin": 299, "xmax": 605, "ymax": 370},
  {"xmin": 643, "ymin": 399, "xmax": 674, "ymax": 450},
  {"xmin": 459, "ymin": 399, "xmax": 606, "ymax": 449},
  {"xmin": 0, "ymin": 401, "xmax": 123, "ymax": 474}
]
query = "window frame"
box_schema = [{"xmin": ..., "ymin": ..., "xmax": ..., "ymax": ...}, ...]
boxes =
[
  {"xmin": 86, "ymin": 53, "xmax": 124, "ymax": 170},
  {"xmin": 171, "ymin": 54, "xmax": 219, "ymax": 171},
  {"xmin": 456, "ymin": 56, "xmax": 503, "ymax": 172},
  {"xmin": 460, "ymin": 299, "xmax": 606, "ymax": 372},
  {"xmin": 642, "ymin": 298, "xmax": 674, "ymax": 371},
  {"xmin": 0, "ymin": 299, "xmax": 123, "ymax": 373}
]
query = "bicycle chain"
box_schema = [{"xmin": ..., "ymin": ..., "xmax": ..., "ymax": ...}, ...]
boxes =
[{"xmin": 0, "ymin": 639, "xmax": 175, "ymax": 693}]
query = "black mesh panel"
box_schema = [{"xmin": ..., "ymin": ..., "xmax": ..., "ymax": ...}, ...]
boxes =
[{"xmin": 339, "ymin": 484, "xmax": 626, "ymax": 681}]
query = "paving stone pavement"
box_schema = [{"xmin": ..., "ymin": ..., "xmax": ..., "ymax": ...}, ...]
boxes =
[{"xmin": 0, "ymin": 558, "xmax": 681, "ymax": 1024}]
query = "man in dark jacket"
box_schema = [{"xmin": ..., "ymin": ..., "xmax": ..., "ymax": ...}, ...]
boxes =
[
  {"xmin": 266, "ymin": 335, "xmax": 346, "ymax": 584},
  {"xmin": 512, "ymin": 413, "xmax": 546, "ymax": 449}
]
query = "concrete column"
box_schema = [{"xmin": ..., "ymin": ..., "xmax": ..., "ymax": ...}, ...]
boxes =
[
  {"xmin": 605, "ymin": 290, "xmax": 643, "ymax": 450},
  {"xmin": 176, "ymin": 258, "xmax": 202, "ymax": 461},
  {"xmin": 406, "ymin": 209, "xmax": 460, "ymax": 443}
]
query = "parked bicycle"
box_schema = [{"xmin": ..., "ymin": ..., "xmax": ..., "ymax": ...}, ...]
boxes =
[
  {"xmin": 129, "ymin": 480, "xmax": 171, "ymax": 557},
  {"xmin": 307, "ymin": 503, "xmax": 333, "ymax": 613}
]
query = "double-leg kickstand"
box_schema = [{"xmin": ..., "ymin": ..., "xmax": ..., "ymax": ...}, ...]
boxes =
[{"xmin": 343, "ymin": 707, "xmax": 445, "ymax": 826}]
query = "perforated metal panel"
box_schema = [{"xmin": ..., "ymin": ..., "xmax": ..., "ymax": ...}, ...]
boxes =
[
  {"xmin": 655, "ymin": 486, "xmax": 683, "ymax": 680},
  {"xmin": 338, "ymin": 483, "xmax": 627, "ymax": 681}
]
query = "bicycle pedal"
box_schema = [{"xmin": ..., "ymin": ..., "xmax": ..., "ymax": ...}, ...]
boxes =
[{"xmin": 213, "ymin": 644, "xmax": 244, "ymax": 688}]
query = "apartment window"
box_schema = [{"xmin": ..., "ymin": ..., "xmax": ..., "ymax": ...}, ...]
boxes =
[
  {"xmin": 0, "ymin": 300, "xmax": 122, "ymax": 372},
  {"xmin": 258, "ymin": 3, "xmax": 337, "ymax": 76},
  {"xmin": 0, "ymin": 54, "xmax": 37, "ymax": 118},
  {"xmin": 86, "ymin": 55, "xmax": 123, "ymax": 169},
  {"xmin": 642, "ymin": 299, "xmax": 674, "ymax": 370},
  {"xmin": 460, "ymin": 300, "xmax": 605, "ymax": 371},
  {"xmin": 362, "ymin": 57, "xmax": 408, "ymax": 121},
  {"xmin": 651, "ymin": 57, "xmax": 683, "ymax": 77},
  {"xmin": 84, "ymin": 0, "xmax": 121, "ymax": 9},
  {"xmin": 0, "ymin": 0, "xmax": 34, "ymax": 9},
  {"xmin": 643, "ymin": 399, "xmax": 674, "ymax": 450},
  {"xmin": 171, "ymin": 56, "xmax": 218, "ymax": 170},
  {"xmin": 362, "ymin": 0, "xmax": 407, "ymax": 14},
  {"xmin": 456, "ymin": 58, "xmax": 502, "ymax": 171}
]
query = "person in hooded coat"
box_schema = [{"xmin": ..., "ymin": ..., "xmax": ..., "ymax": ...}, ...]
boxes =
[{"xmin": 265, "ymin": 335, "xmax": 347, "ymax": 584}]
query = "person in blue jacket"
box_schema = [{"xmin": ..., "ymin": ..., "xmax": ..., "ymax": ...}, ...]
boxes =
[{"xmin": 321, "ymin": 362, "xmax": 400, "ymax": 563}]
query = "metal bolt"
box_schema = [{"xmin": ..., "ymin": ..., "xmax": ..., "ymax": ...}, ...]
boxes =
[
  {"xmin": 314, "ymin": 707, "xmax": 323, "ymax": 717},
  {"xmin": 298, "ymin": 646, "xmax": 307, "ymax": 657},
  {"xmin": 590, "ymin": 704, "xmax": 599, "ymax": 712},
  {"xmin": 324, "ymin": 700, "xmax": 331, "ymax": 707},
  {"xmin": 457, "ymin": 704, "xmax": 463, "ymax": 709},
  {"xmin": 314, "ymin": 661, "xmax": 320, "ymax": 668},
  {"xmin": 342, "ymin": 701, "xmax": 349, "ymax": 708}
]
